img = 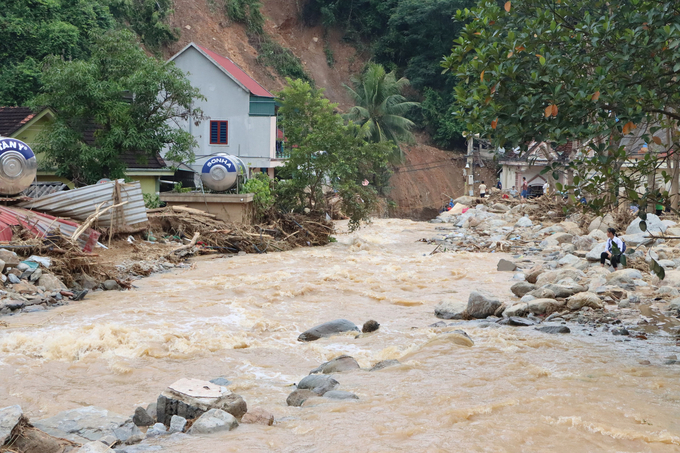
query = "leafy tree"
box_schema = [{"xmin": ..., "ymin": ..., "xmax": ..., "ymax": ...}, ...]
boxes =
[
  {"xmin": 0, "ymin": 0, "xmax": 115, "ymax": 105},
  {"xmin": 32, "ymin": 30, "xmax": 204, "ymax": 186},
  {"xmin": 445, "ymin": 0, "xmax": 680, "ymax": 278},
  {"xmin": 108, "ymin": 0, "xmax": 179, "ymax": 50},
  {"xmin": 276, "ymin": 78, "xmax": 393, "ymax": 230},
  {"xmin": 344, "ymin": 63, "xmax": 420, "ymax": 160}
]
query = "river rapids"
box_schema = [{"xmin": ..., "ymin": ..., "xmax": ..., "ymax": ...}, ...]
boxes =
[{"xmin": 1, "ymin": 219, "xmax": 679, "ymax": 452}]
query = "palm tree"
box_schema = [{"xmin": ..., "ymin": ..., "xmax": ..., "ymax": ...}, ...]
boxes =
[{"xmin": 344, "ymin": 63, "xmax": 420, "ymax": 161}]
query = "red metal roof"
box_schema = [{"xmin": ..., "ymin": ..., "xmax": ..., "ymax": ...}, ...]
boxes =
[{"xmin": 196, "ymin": 44, "xmax": 274, "ymax": 98}]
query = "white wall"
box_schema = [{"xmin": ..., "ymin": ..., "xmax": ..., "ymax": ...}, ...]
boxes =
[{"xmin": 170, "ymin": 47, "xmax": 276, "ymax": 172}]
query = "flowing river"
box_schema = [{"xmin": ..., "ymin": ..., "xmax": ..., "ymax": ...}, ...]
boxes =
[{"xmin": 1, "ymin": 219, "xmax": 679, "ymax": 452}]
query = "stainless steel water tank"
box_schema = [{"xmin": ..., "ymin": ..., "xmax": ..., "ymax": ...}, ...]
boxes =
[
  {"xmin": 200, "ymin": 154, "xmax": 247, "ymax": 191},
  {"xmin": 0, "ymin": 137, "xmax": 37, "ymax": 195}
]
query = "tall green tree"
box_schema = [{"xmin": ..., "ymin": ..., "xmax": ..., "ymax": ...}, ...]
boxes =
[
  {"xmin": 344, "ymin": 63, "xmax": 420, "ymax": 160},
  {"xmin": 32, "ymin": 30, "xmax": 203, "ymax": 186},
  {"xmin": 108, "ymin": 0, "xmax": 179, "ymax": 50},
  {"xmin": 276, "ymin": 78, "xmax": 393, "ymax": 230},
  {"xmin": 0, "ymin": 0, "xmax": 115, "ymax": 106}
]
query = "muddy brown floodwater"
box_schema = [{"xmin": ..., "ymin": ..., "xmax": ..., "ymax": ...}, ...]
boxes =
[{"xmin": 1, "ymin": 219, "xmax": 680, "ymax": 452}]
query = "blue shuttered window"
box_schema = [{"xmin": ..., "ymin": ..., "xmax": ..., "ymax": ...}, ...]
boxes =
[{"xmin": 210, "ymin": 121, "xmax": 228, "ymax": 144}]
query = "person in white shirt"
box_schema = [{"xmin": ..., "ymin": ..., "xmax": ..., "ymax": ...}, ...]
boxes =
[
  {"xmin": 479, "ymin": 181, "xmax": 487, "ymax": 198},
  {"xmin": 543, "ymin": 181, "xmax": 549, "ymax": 196},
  {"xmin": 601, "ymin": 227, "xmax": 624, "ymax": 269}
]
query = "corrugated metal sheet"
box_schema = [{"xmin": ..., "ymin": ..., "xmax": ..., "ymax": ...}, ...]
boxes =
[
  {"xmin": 18, "ymin": 180, "xmax": 148, "ymax": 228},
  {"xmin": 0, "ymin": 206, "xmax": 100, "ymax": 252}
]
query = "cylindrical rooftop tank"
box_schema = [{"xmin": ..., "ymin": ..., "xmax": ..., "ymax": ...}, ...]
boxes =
[
  {"xmin": 200, "ymin": 154, "xmax": 247, "ymax": 191},
  {"xmin": 0, "ymin": 137, "xmax": 37, "ymax": 195}
]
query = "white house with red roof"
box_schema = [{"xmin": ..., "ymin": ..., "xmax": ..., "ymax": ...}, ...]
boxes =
[{"xmin": 168, "ymin": 43, "xmax": 283, "ymax": 177}]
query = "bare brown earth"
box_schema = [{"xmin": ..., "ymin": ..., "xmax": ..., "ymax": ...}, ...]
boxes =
[{"xmin": 163, "ymin": 1, "xmax": 488, "ymax": 217}]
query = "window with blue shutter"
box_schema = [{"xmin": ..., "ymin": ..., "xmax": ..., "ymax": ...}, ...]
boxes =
[{"xmin": 210, "ymin": 121, "xmax": 228, "ymax": 144}]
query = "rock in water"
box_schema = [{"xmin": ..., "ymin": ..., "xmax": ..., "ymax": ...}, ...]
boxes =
[
  {"xmin": 369, "ymin": 359, "xmax": 400, "ymax": 371},
  {"xmin": 33, "ymin": 406, "xmax": 136, "ymax": 444},
  {"xmin": 511, "ymin": 282, "xmax": 536, "ymax": 297},
  {"xmin": 286, "ymin": 389, "xmax": 319, "ymax": 407},
  {"xmin": 0, "ymin": 405, "xmax": 22, "ymax": 444},
  {"xmin": 297, "ymin": 375, "xmax": 339, "ymax": 395},
  {"xmin": 241, "ymin": 408, "xmax": 275, "ymax": 426},
  {"xmin": 169, "ymin": 415, "xmax": 187, "ymax": 433},
  {"xmin": 156, "ymin": 378, "xmax": 247, "ymax": 425},
  {"xmin": 132, "ymin": 406, "xmax": 154, "ymax": 427},
  {"xmin": 310, "ymin": 355, "xmax": 360, "ymax": 374},
  {"xmin": 323, "ymin": 391, "xmax": 359, "ymax": 400},
  {"xmin": 297, "ymin": 319, "xmax": 359, "ymax": 342},
  {"xmin": 362, "ymin": 320, "xmax": 380, "ymax": 333},
  {"xmin": 188, "ymin": 409, "xmax": 238, "ymax": 434},
  {"xmin": 525, "ymin": 265, "xmax": 544, "ymax": 284},
  {"xmin": 434, "ymin": 300, "xmax": 467, "ymax": 319},
  {"xmin": 537, "ymin": 325, "xmax": 571, "ymax": 334},
  {"xmin": 506, "ymin": 317, "xmax": 535, "ymax": 326},
  {"xmin": 497, "ymin": 259, "xmax": 517, "ymax": 271},
  {"xmin": 467, "ymin": 291, "xmax": 501, "ymax": 318},
  {"xmin": 515, "ymin": 216, "xmax": 533, "ymax": 227}
]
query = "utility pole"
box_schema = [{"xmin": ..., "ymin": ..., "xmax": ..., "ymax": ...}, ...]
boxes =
[{"xmin": 465, "ymin": 135, "xmax": 474, "ymax": 197}]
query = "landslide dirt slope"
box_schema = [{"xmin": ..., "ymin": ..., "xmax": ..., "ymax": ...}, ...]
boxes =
[
  {"xmin": 163, "ymin": 0, "xmax": 488, "ymax": 217},
  {"xmin": 164, "ymin": 0, "xmax": 363, "ymax": 108}
]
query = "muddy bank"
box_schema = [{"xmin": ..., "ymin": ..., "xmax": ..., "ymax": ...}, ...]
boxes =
[{"xmin": 1, "ymin": 219, "xmax": 679, "ymax": 452}]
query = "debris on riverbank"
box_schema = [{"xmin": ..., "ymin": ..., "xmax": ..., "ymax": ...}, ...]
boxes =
[{"xmin": 428, "ymin": 195, "xmax": 680, "ymax": 341}]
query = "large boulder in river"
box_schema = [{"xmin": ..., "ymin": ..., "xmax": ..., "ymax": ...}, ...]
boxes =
[
  {"xmin": 434, "ymin": 300, "xmax": 467, "ymax": 319},
  {"xmin": 33, "ymin": 406, "xmax": 142, "ymax": 445},
  {"xmin": 515, "ymin": 216, "xmax": 533, "ymax": 228},
  {"xmin": 298, "ymin": 319, "xmax": 359, "ymax": 342},
  {"xmin": 627, "ymin": 214, "xmax": 666, "ymax": 235},
  {"xmin": 156, "ymin": 378, "xmax": 247, "ymax": 425},
  {"xmin": 551, "ymin": 232, "xmax": 574, "ymax": 244},
  {"xmin": 466, "ymin": 291, "xmax": 502, "ymax": 318},
  {"xmin": 310, "ymin": 355, "xmax": 360, "ymax": 374},
  {"xmin": 605, "ymin": 269, "xmax": 642, "ymax": 289},
  {"xmin": 588, "ymin": 214, "xmax": 615, "ymax": 233},
  {"xmin": 567, "ymin": 292, "xmax": 603, "ymax": 310},
  {"xmin": 187, "ymin": 409, "xmax": 238, "ymax": 435},
  {"xmin": 572, "ymin": 235, "xmax": 596, "ymax": 251},
  {"xmin": 297, "ymin": 375, "xmax": 339, "ymax": 395},
  {"xmin": 586, "ymin": 243, "xmax": 607, "ymax": 262},
  {"xmin": 511, "ymin": 282, "xmax": 535, "ymax": 298},
  {"xmin": 503, "ymin": 302, "xmax": 528, "ymax": 317}
]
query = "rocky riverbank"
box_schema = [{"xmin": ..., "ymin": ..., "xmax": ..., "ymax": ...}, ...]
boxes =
[{"xmin": 428, "ymin": 196, "xmax": 680, "ymax": 340}]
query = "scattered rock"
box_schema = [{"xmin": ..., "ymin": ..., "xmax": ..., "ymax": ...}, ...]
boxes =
[
  {"xmin": 297, "ymin": 319, "xmax": 360, "ymax": 342},
  {"xmin": 506, "ymin": 316, "xmax": 535, "ymax": 326},
  {"xmin": 187, "ymin": 409, "xmax": 238, "ymax": 434},
  {"xmin": 103, "ymin": 280, "xmax": 121, "ymax": 291},
  {"xmin": 241, "ymin": 408, "xmax": 274, "ymax": 426},
  {"xmin": 369, "ymin": 359, "xmax": 400, "ymax": 371},
  {"xmin": 497, "ymin": 259, "xmax": 517, "ymax": 271},
  {"xmin": 33, "ymin": 406, "xmax": 132, "ymax": 444},
  {"xmin": 168, "ymin": 415, "xmax": 186, "ymax": 434},
  {"xmin": 76, "ymin": 441, "xmax": 116, "ymax": 452},
  {"xmin": 525, "ymin": 265, "xmax": 544, "ymax": 284},
  {"xmin": 0, "ymin": 404, "xmax": 22, "ymax": 444},
  {"xmin": 323, "ymin": 391, "xmax": 359, "ymax": 400},
  {"xmin": 612, "ymin": 327, "xmax": 630, "ymax": 336},
  {"xmin": 360, "ymin": 320, "xmax": 380, "ymax": 333},
  {"xmin": 525, "ymin": 298, "xmax": 564, "ymax": 315},
  {"xmin": 543, "ymin": 283, "xmax": 587, "ymax": 298},
  {"xmin": 0, "ymin": 250, "xmax": 20, "ymax": 267},
  {"xmin": 515, "ymin": 216, "xmax": 533, "ymax": 228},
  {"xmin": 467, "ymin": 291, "xmax": 502, "ymax": 318},
  {"xmin": 38, "ymin": 273, "xmax": 67, "ymax": 292},
  {"xmin": 511, "ymin": 282, "xmax": 536, "ymax": 297},
  {"xmin": 536, "ymin": 325, "xmax": 571, "ymax": 334},
  {"xmin": 567, "ymin": 292, "xmax": 603, "ymax": 310},
  {"xmin": 586, "ymin": 243, "xmax": 607, "ymax": 262},
  {"xmin": 297, "ymin": 375, "xmax": 339, "ymax": 395},
  {"xmin": 434, "ymin": 299, "xmax": 467, "ymax": 319},
  {"xmin": 145, "ymin": 423, "xmax": 168, "ymax": 438},
  {"xmin": 503, "ymin": 302, "xmax": 528, "ymax": 317},
  {"xmin": 310, "ymin": 355, "xmax": 360, "ymax": 374},
  {"xmin": 156, "ymin": 378, "xmax": 247, "ymax": 425},
  {"xmin": 286, "ymin": 389, "xmax": 319, "ymax": 407},
  {"xmin": 209, "ymin": 377, "xmax": 231, "ymax": 387},
  {"xmin": 627, "ymin": 214, "xmax": 666, "ymax": 235},
  {"xmin": 527, "ymin": 287, "xmax": 556, "ymax": 299},
  {"xmin": 132, "ymin": 407, "xmax": 154, "ymax": 427}
]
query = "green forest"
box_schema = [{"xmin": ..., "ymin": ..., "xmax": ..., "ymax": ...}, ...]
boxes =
[{"xmin": 1, "ymin": 0, "xmax": 477, "ymax": 150}]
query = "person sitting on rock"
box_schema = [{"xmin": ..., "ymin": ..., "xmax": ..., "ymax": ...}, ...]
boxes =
[{"xmin": 601, "ymin": 227, "xmax": 624, "ymax": 270}]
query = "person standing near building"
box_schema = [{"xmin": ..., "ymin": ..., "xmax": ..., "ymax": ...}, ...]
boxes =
[
  {"xmin": 479, "ymin": 181, "xmax": 487, "ymax": 198},
  {"xmin": 521, "ymin": 177, "xmax": 528, "ymax": 200},
  {"xmin": 542, "ymin": 181, "xmax": 549, "ymax": 196},
  {"xmin": 496, "ymin": 180, "xmax": 502, "ymax": 190}
]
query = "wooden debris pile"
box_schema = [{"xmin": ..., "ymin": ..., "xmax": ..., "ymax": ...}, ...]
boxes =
[{"xmin": 147, "ymin": 206, "xmax": 333, "ymax": 256}]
